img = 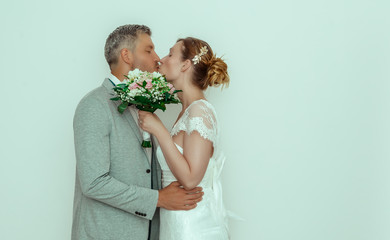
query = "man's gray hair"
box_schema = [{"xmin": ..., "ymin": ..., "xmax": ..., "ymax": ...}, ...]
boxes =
[{"xmin": 104, "ymin": 24, "xmax": 151, "ymax": 67}]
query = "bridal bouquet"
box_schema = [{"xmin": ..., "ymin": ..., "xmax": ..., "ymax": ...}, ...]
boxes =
[{"xmin": 110, "ymin": 69, "xmax": 181, "ymax": 148}]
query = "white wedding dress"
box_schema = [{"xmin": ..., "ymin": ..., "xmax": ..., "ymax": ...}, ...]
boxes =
[{"xmin": 156, "ymin": 99, "xmax": 229, "ymax": 240}]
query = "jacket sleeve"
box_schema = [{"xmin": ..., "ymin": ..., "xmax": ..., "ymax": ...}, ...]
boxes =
[{"xmin": 73, "ymin": 96, "xmax": 158, "ymax": 220}]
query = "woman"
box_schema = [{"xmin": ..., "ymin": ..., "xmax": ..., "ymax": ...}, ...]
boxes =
[{"xmin": 138, "ymin": 37, "xmax": 230, "ymax": 239}]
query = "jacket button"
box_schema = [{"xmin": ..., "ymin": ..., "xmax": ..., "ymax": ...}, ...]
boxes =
[{"xmin": 146, "ymin": 169, "xmax": 151, "ymax": 173}]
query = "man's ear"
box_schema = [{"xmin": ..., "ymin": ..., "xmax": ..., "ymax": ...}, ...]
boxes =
[
  {"xmin": 181, "ymin": 59, "xmax": 192, "ymax": 72},
  {"xmin": 120, "ymin": 48, "xmax": 133, "ymax": 65}
]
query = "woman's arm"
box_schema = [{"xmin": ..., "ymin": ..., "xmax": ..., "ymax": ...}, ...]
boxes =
[{"xmin": 138, "ymin": 111, "xmax": 213, "ymax": 190}]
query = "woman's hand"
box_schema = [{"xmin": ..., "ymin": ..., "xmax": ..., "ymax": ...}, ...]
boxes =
[{"xmin": 138, "ymin": 110, "xmax": 165, "ymax": 136}]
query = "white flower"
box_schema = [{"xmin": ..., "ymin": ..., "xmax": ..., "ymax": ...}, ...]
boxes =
[
  {"xmin": 127, "ymin": 88, "xmax": 142, "ymax": 98},
  {"xmin": 127, "ymin": 68, "xmax": 142, "ymax": 81},
  {"xmin": 152, "ymin": 71, "xmax": 162, "ymax": 79}
]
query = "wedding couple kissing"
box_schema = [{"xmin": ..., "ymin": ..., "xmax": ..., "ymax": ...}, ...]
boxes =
[{"xmin": 72, "ymin": 24, "xmax": 230, "ymax": 240}]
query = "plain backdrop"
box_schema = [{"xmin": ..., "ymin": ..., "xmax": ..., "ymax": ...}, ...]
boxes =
[{"xmin": 1, "ymin": 0, "xmax": 389, "ymax": 239}]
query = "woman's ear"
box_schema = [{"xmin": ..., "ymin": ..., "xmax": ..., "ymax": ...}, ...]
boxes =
[
  {"xmin": 181, "ymin": 59, "xmax": 192, "ymax": 72},
  {"xmin": 120, "ymin": 48, "xmax": 133, "ymax": 65}
]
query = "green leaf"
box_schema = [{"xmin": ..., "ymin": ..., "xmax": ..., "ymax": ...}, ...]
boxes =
[
  {"xmin": 110, "ymin": 97, "xmax": 120, "ymax": 101},
  {"xmin": 113, "ymin": 86, "xmax": 126, "ymax": 91},
  {"xmin": 134, "ymin": 96, "xmax": 151, "ymax": 104},
  {"xmin": 126, "ymin": 100, "xmax": 141, "ymax": 105},
  {"xmin": 141, "ymin": 140, "xmax": 152, "ymax": 148},
  {"xmin": 173, "ymin": 90, "xmax": 183, "ymax": 94},
  {"xmin": 159, "ymin": 103, "xmax": 167, "ymax": 111},
  {"xmin": 164, "ymin": 92, "xmax": 170, "ymax": 101},
  {"xmin": 118, "ymin": 102, "xmax": 128, "ymax": 114},
  {"xmin": 117, "ymin": 83, "xmax": 127, "ymax": 88},
  {"xmin": 136, "ymin": 105, "xmax": 156, "ymax": 113}
]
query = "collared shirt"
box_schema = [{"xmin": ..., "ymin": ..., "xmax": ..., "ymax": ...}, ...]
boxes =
[{"xmin": 109, "ymin": 74, "xmax": 152, "ymax": 164}]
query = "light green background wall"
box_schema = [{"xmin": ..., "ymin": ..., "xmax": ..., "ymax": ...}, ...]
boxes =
[{"xmin": 1, "ymin": 0, "xmax": 389, "ymax": 239}]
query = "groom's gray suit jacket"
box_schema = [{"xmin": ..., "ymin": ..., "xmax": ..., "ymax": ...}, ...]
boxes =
[{"xmin": 72, "ymin": 78, "xmax": 161, "ymax": 240}]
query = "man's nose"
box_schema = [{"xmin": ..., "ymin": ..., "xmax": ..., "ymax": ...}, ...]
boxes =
[{"xmin": 154, "ymin": 51, "xmax": 160, "ymax": 62}]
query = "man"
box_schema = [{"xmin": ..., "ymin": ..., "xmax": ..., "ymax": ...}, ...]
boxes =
[{"xmin": 72, "ymin": 24, "xmax": 203, "ymax": 240}]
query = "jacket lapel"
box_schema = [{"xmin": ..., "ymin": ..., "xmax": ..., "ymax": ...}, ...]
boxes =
[{"xmin": 122, "ymin": 108, "xmax": 143, "ymax": 144}]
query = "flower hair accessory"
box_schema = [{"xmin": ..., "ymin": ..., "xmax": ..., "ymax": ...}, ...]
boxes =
[{"xmin": 192, "ymin": 46, "xmax": 208, "ymax": 65}]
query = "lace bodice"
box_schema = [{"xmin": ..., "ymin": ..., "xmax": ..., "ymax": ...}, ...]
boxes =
[{"xmin": 171, "ymin": 99, "xmax": 218, "ymax": 147}]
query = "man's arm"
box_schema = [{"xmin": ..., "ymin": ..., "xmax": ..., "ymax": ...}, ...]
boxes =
[
  {"xmin": 157, "ymin": 182, "xmax": 204, "ymax": 210},
  {"xmin": 73, "ymin": 96, "xmax": 158, "ymax": 220}
]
